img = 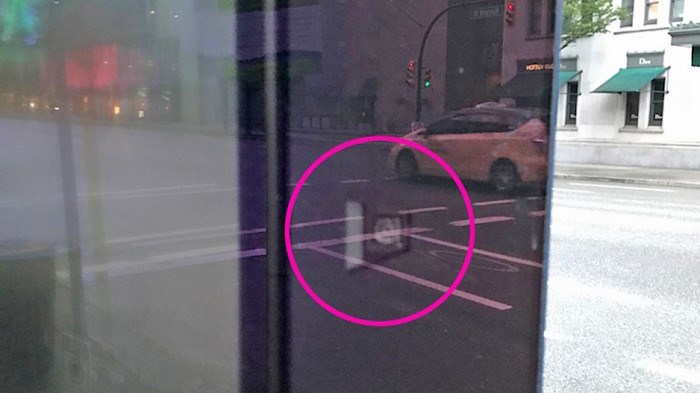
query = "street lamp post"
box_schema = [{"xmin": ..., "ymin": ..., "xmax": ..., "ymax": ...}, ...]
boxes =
[{"xmin": 415, "ymin": 2, "xmax": 471, "ymax": 122}]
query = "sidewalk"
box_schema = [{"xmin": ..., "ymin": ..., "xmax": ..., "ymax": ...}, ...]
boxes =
[{"xmin": 553, "ymin": 163, "xmax": 700, "ymax": 189}]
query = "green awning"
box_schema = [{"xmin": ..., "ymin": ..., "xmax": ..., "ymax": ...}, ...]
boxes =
[
  {"xmin": 593, "ymin": 66, "xmax": 669, "ymax": 93},
  {"xmin": 559, "ymin": 70, "xmax": 581, "ymax": 88}
]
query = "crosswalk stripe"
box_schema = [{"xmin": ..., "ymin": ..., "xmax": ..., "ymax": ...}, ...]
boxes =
[
  {"xmin": 308, "ymin": 246, "xmax": 512, "ymax": 311},
  {"xmin": 450, "ymin": 216, "xmax": 514, "ymax": 226}
]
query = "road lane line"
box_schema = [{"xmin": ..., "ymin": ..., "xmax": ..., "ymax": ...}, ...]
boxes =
[
  {"xmin": 529, "ymin": 210, "xmax": 546, "ymax": 217},
  {"xmin": 1, "ymin": 186, "xmax": 237, "ymax": 207},
  {"xmin": 136, "ymin": 217, "xmax": 368, "ymax": 246},
  {"xmin": 99, "ymin": 187, "xmax": 239, "ymax": 200},
  {"xmin": 473, "ymin": 199, "xmax": 515, "ymax": 206},
  {"xmin": 56, "ymin": 248, "xmax": 267, "ymax": 282},
  {"xmin": 552, "ymin": 187, "xmax": 593, "ymax": 194},
  {"xmin": 308, "ymin": 246, "xmax": 512, "ymax": 311},
  {"xmin": 398, "ymin": 206, "xmax": 447, "ymax": 215},
  {"xmin": 294, "ymin": 227, "xmax": 431, "ymax": 250},
  {"xmin": 406, "ymin": 233, "xmax": 543, "ymax": 268},
  {"xmin": 111, "ymin": 216, "xmax": 366, "ymax": 245},
  {"xmin": 634, "ymin": 359, "xmax": 700, "ymax": 386},
  {"xmin": 64, "ymin": 228, "xmax": 432, "ymax": 280},
  {"xmin": 291, "ymin": 216, "xmax": 364, "ymax": 229},
  {"xmin": 569, "ymin": 182, "xmax": 676, "ymax": 193},
  {"xmin": 450, "ymin": 216, "xmax": 514, "ymax": 226},
  {"xmin": 340, "ymin": 179, "xmax": 371, "ymax": 184},
  {"xmin": 79, "ymin": 183, "xmax": 219, "ymax": 197}
]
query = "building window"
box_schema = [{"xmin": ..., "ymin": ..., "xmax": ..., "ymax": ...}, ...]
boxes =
[
  {"xmin": 528, "ymin": 0, "xmax": 542, "ymax": 36},
  {"xmin": 547, "ymin": 0, "xmax": 556, "ymax": 34},
  {"xmin": 565, "ymin": 81, "xmax": 578, "ymax": 125},
  {"xmin": 649, "ymin": 78, "xmax": 665, "ymax": 126},
  {"xmin": 625, "ymin": 92, "xmax": 640, "ymax": 126},
  {"xmin": 670, "ymin": 0, "xmax": 684, "ymax": 22},
  {"xmin": 620, "ymin": 0, "xmax": 634, "ymax": 27},
  {"xmin": 645, "ymin": 0, "xmax": 659, "ymax": 25}
]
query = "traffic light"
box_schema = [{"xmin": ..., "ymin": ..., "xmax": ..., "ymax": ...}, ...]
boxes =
[
  {"xmin": 406, "ymin": 60, "xmax": 416, "ymax": 87},
  {"xmin": 505, "ymin": 2, "xmax": 515, "ymax": 27},
  {"xmin": 423, "ymin": 68, "xmax": 432, "ymax": 88}
]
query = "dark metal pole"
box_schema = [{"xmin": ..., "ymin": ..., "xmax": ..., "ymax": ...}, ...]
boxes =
[
  {"xmin": 47, "ymin": 1, "xmax": 85, "ymax": 337},
  {"xmin": 415, "ymin": 2, "xmax": 471, "ymax": 122},
  {"xmin": 265, "ymin": 0, "xmax": 291, "ymax": 391}
]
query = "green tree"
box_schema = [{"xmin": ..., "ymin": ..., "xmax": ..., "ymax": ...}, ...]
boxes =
[{"xmin": 562, "ymin": 0, "xmax": 627, "ymax": 49}]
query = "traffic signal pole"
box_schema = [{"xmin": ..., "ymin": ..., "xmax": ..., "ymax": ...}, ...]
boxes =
[{"xmin": 415, "ymin": 2, "xmax": 470, "ymax": 122}]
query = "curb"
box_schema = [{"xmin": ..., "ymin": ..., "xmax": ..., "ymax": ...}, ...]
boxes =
[{"xmin": 554, "ymin": 173, "xmax": 700, "ymax": 189}]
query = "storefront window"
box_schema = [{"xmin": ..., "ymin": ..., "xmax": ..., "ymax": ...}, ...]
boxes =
[
  {"xmin": 565, "ymin": 81, "xmax": 578, "ymax": 125},
  {"xmin": 670, "ymin": 0, "xmax": 684, "ymax": 22},
  {"xmin": 649, "ymin": 78, "xmax": 665, "ymax": 126},
  {"xmin": 626, "ymin": 92, "xmax": 640, "ymax": 126},
  {"xmin": 645, "ymin": 0, "xmax": 659, "ymax": 25}
]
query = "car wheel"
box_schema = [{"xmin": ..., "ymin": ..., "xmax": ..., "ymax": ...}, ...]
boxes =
[
  {"xmin": 395, "ymin": 151, "xmax": 418, "ymax": 180},
  {"xmin": 490, "ymin": 160, "xmax": 520, "ymax": 194}
]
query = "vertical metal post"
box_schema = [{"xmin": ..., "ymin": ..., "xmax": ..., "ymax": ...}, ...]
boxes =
[
  {"xmin": 48, "ymin": 3, "xmax": 85, "ymax": 338},
  {"xmin": 264, "ymin": 0, "xmax": 290, "ymax": 391},
  {"xmin": 415, "ymin": 2, "xmax": 470, "ymax": 122}
]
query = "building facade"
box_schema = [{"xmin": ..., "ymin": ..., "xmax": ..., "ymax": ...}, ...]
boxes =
[{"xmin": 556, "ymin": 0, "xmax": 700, "ymax": 169}]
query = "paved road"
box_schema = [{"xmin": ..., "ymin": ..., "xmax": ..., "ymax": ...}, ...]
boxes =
[
  {"xmin": 543, "ymin": 180, "xmax": 700, "ymax": 393},
  {"xmin": 1, "ymin": 119, "xmax": 547, "ymax": 392},
  {"xmin": 4, "ymin": 119, "xmax": 696, "ymax": 392}
]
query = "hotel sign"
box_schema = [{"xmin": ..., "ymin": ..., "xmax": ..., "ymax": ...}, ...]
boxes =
[{"xmin": 518, "ymin": 59, "xmax": 555, "ymax": 73}]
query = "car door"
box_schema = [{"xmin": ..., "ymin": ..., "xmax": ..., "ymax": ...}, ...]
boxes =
[
  {"xmin": 439, "ymin": 112, "xmax": 508, "ymax": 181},
  {"xmin": 415, "ymin": 117, "xmax": 463, "ymax": 176}
]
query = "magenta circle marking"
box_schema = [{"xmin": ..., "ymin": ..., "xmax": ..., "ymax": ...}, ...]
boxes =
[{"xmin": 285, "ymin": 135, "xmax": 476, "ymax": 327}]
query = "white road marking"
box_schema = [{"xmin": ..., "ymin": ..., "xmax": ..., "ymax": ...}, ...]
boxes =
[
  {"xmin": 109, "ymin": 224, "xmax": 240, "ymax": 245},
  {"xmin": 552, "ymin": 187, "xmax": 593, "ymax": 194},
  {"xmin": 110, "ymin": 216, "xmax": 365, "ymax": 245},
  {"xmin": 1, "ymin": 185, "xmax": 236, "ymax": 207},
  {"xmin": 56, "ymin": 248, "xmax": 266, "ymax": 282},
  {"xmin": 80, "ymin": 183, "xmax": 219, "ymax": 197},
  {"xmin": 340, "ymin": 179, "xmax": 371, "ymax": 184},
  {"xmin": 308, "ymin": 246, "xmax": 512, "ymax": 311},
  {"xmin": 450, "ymin": 216, "xmax": 515, "ymax": 226},
  {"xmin": 62, "ymin": 227, "xmax": 431, "ymax": 280},
  {"xmin": 398, "ymin": 206, "xmax": 447, "ymax": 215},
  {"xmin": 291, "ymin": 216, "xmax": 363, "ymax": 229},
  {"xmin": 406, "ymin": 233, "xmax": 543, "ymax": 268},
  {"xmin": 634, "ymin": 359, "xmax": 700, "ymax": 386},
  {"xmin": 527, "ymin": 196, "xmax": 545, "ymax": 200},
  {"xmin": 473, "ymin": 199, "xmax": 515, "ymax": 206},
  {"xmin": 569, "ymin": 182, "xmax": 676, "ymax": 193},
  {"xmin": 529, "ymin": 210, "xmax": 546, "ymax": 217},
  {"xmin": 294, "ymin": 227, "xmax": 431, "ymax": 250},
  {"xmin": 99, "ymin": 187, "xmax": 239, "ymax": 200}
]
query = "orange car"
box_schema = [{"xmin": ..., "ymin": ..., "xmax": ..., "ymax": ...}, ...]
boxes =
[{"xmin": 390, "ymin": 106, "xmax": 549, "ymax": 193}]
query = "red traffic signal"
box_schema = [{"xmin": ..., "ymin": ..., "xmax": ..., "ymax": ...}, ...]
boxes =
[
  {"xmin": 406, "ymin": 60, "xmax": 416, "ymax": 86},
  {"xmin": 505, "ymin": 2, "xmax": 515, "ymax": 26}
]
